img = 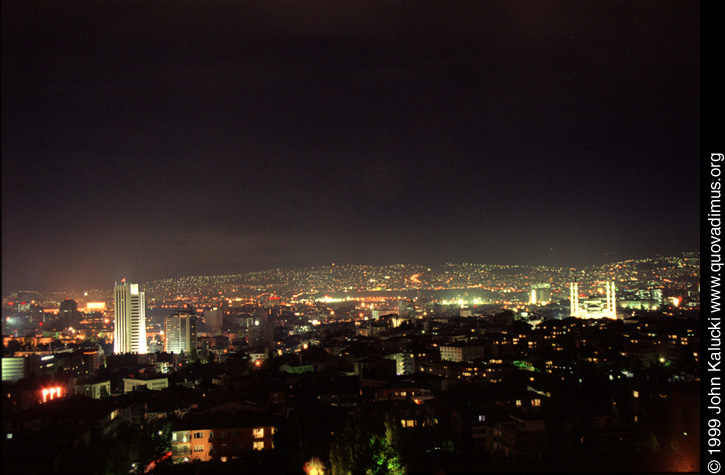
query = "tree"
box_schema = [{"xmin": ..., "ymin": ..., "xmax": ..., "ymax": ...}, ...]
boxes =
[
  {"xmin": 329, "ymin": 413, "xmax": 406, "ymax": 475},
  {"xmin": 367, "ymin": 416, "xmax": 405, "ymax": 475},
  {"xmin": 329, "ymin": 414, "xmax": 372, "ymax": 475}
]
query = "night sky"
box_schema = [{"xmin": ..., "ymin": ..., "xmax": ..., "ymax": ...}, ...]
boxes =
[{"xmin": 1, "ymin": 0, "xmax": 700, "ymax": 294}]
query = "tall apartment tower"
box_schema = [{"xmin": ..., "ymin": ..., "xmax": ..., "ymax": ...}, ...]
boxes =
[
  {"xmin": 204, "ymin": 307, "xmax": 223, "ymax": 334},
  {"xmin": 530, "ymin": 283, "xmax": 552, "ymax": 305},
  {"xmin": 114, "ymin": 281, "xmax": 147, "ymax": 354},
  {"xmin": 247, "ymin": 321, "xmax": 275, "ymax": 349},
  {"xmin": 165, "ymin": 311, "xmax": 198, "ymax": 357}
]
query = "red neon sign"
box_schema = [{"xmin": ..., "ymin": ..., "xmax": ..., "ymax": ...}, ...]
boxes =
[{"xmin": 41, "ymin": 386, "xmax": 62, "ymax": 403}]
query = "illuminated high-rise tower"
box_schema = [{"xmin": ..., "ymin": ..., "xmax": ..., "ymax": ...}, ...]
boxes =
[
  {"xmin": 113, "ymin": 281, "xmax": 147, "ymax": 354},
  {"xmin": 530, "ymin": 283, "xmax": 552, "ymax": 305},
  {"xmin": 165, "ymin": 311, "xmax": 197, "ymax": 356}
]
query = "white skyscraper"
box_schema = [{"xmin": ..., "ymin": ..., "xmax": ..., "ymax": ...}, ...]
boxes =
[{"xmin": 114, "ymin": 281, "xmax": 147, "ymax": 354}]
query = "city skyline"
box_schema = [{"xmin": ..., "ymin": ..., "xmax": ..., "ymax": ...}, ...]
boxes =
[
  {"xmin": 2, "ymin": 252, "xmax": 699, "ymax": 308},
  {"xmin": 2, "ymin": 1, "xmax": 699, "ymax": 295},
  {"xmin": 2, "ymin": 249, "xmax": 701, "ymax": 473},
  {"xmin": 0, "ymin": 248, "xmax": 701, "ymax": 296}
]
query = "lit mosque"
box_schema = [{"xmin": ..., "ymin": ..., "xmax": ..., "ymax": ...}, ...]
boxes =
[{"xmin": 569, "ymin": 281, "xmax": 618, "ymax": 319}]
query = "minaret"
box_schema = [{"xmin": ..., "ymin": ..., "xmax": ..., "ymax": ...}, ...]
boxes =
[
  {"xmin": 605, "ymin": 281, "xmax": 617, "ymax": 318},
  {"xmin": 570, "ymin": 282, "xmax": 579, "ymax": 318}
]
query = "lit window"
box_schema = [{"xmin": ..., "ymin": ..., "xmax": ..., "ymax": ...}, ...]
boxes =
[
  {"xmin": 478, "ymin": 415, "xmax": 485, "ymax": 422},
  {"xmin": 252, "ymin": 428, "xmax": 264, "ymax": 439},
  {"xmin": 253, "ymin": 441, "xmax": 264, "ymax": 451},
  {"xmin": 531, "ymin": 399, "xmax": 541, "ymax": 407},
  {"xmin": 194, "ymin": 445, "xmax": 204, "ymax": 452},
  {"xmin": 193, "ymin": 432, "xmax": 204, "ymax": 439},
  {"xmin": 515, "ymin": 400, "xmax": 522, "ymax": 407},
  {"xmin": 633, "ymin": 390, "xmax": 639, "ymax": 399}
]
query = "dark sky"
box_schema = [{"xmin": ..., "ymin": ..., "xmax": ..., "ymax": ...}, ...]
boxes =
[{"xmin": 2, "ymin": 0, "xmax": 700, "ymax": 293}]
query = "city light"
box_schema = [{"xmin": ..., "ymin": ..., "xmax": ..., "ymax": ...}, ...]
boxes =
[
  {"xmin": 0, "ymin": 0, "xmax": 701, "ymax": 471},
  {"xmin": 0, "ymin": 254, "xmax": 700, "ymax": 473},
  {"xmin": 303, "ymin": 457, "xmax": 326, "ymax": 475}
]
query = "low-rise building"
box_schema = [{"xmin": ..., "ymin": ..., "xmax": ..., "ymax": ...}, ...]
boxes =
[
  {"xmin": 440, "ymin": 343, "xmax": 484, "ymax": 362},
  {"xmin": 170, "ymin": 403, "xmax": 276, "ymax": 463},
  {"xmin": 2, "ymin": 357, "xmax": 26, "ymax": 382},
  {"xmin": 384, "ymin": 352, "xmax": 414, "ymax": 375},
  {"xmin": 493, "ymin": 413, "xmax": 633, "ymax": 462},
  {"xmin": 123, "ymin": 376, "xmax": 169, "ymax": 393},
  {"xmin": 71, "ymin": 378, "xmax": 111, "ymax": 399}
]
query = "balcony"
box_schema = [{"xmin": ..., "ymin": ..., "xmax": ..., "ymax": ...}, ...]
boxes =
[{"xmin": 171, "ymin": 446, "xmax": 191, "ymax": 456}]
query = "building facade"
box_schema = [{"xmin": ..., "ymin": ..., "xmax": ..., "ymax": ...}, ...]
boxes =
[
  {"xmin": 204, "ymin": 307, "xmax": 223, "ymax": 334},
  {"xmin": 165, "ymin": 311, "xmax": 198, "ymax": 356},
  {"xmin": 530, "ymin": 283, "xmax": 552, "ymax": 305},
  {"xmin": 123, "ymin": 377, "xmax": 169, "ymax": 393},
  {"xmin": 113, "ymin": 282, "xmax": 147, "ymax": 354},
  {"xmin": 247, "ymin": 321, "xmax": 274, "ymax": 349},
  {"xmin": 170, "ymin": 403, "xmax": 277, "ymax": 463},
  {"xmin": 385, "ymin": 352, "xmax": 414, "ymax": 375},
  {"xmin": 440, "ymin": 343, "xmax": 485, "ymax": 363},
  {"xmin": 72, "ymin": 379, "xmax": 111, "ymax": 399},
  {"xmin": 2, "ymin": 357, "xmax": 26, "ymax": 382}
]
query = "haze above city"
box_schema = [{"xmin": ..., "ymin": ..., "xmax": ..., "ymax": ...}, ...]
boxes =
[{"xmin": 1, "ymin": 0, "xmax": 699, "ymax": 295}]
